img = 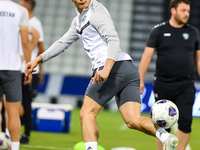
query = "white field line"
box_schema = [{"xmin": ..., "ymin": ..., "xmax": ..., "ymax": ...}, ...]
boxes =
[{"xmin": 21, "ymin": 145, "xmax": 73, "ymax": 150}]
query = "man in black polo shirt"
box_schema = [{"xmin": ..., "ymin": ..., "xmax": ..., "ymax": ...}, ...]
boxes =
[{"xmin": 139, "ymin": 0, "xmax": 200, "ymax": 150}]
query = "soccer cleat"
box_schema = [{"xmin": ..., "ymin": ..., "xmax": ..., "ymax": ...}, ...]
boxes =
[
  {"xmin": 163, "ymin": 134, "xmax": 178, "ymax": 150},
  {"xmin": 20, "ymin": 134, "xmax": 30, "ymax": 144}
]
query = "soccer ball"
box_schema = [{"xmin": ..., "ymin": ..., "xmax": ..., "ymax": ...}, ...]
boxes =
[
  {"xmin": 150, "ymin": 100, "xmax": 179, "ymax": 129},
  {"xmin": 0, "ymin": 132, "xmax": 11, "ymax": 150}
]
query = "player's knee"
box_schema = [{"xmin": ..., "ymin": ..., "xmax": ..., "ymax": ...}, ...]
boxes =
[
  {"xmin": 79, "ymin": 108, "xmax": 86, "ymax": 121},
  {"xmin": 79, "ymin": 108, "xmax": 95, "ymax": 122},
  {"xmin": 178, "ymin": 118, "xmax": 192, "ymax": 133},
  {"xmin": 126, "ymin": 119, "xmax": 141, "ymax": 129}
]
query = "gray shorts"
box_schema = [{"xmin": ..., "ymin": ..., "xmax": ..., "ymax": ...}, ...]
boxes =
[
  {"xmin": 0, "ymin": 71, "xmax": 22, "ymax": 102},
  {"xmin": 85, "ymin": 60, "xmax": 141, "ymax": 108}
]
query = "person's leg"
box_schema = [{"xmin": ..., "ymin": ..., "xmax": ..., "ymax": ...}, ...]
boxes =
[
  {"xmin": 156, "ymin": 128, "xmax": 171, "ymax": 150},
  {"xmin": 119, "ymin": 101, "xmax": 178, "ymax": 150},
  {"xmin": 156, "ymin": 138, "xmax": 163, "ymax": 150},
  {"xmin": 119, "ymin": 101, "xmax": 157, "ymax": 136},
  {"xmin": 80, "ymin": 95, "xmax": 103, "ymax": 150},
  {"xmin": 21, "ymin": 83, "xmax": 32, "ymax": 137},
  {"xmin": 5, "ymin": 101, "xmax": 20, "ymax": 142},
  {"xmin": 2, "ymin": 71, "xmax": 22, "ymax": 150},
  {"xmin": 20, "ymin": 73, "xmax": 32, "ymax": 144},
  {"xmin": 19, "ymin": 105, "xmax": 24, "ymax": 117},
  {"xmin": 153, "ymin": 82, "xmax": 176, "ymax": 150},
  {"xmin": 172, "ymin": 122, "xmax": 191, "ymax": 150},
  {"xmin": 175, "ymin": 83, "xmax": 195, "ymax": 150},
  {"xmin": 3, "ymin": 95, "xmax": 10, "ymax": 137},
  {"xmin": 176, "ymin": 129, "xmax": 190, "ymax": 150}
]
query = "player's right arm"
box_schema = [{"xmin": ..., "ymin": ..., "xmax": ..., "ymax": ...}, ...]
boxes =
[
  {"xmin": 138, "ymin": 47, "xmax": 155, "ymax": 94},
  {"xmin": 25, "ymin": 17, "xmax": 79, "ymax": 76},
  {"xmin": 25, "ymin": 55, "xmax": 43, "ymax": 77}
]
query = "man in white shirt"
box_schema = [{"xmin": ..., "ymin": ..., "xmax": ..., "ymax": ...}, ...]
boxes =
[
  {"xmin": 0, "ymin": 0, "xmax": 32, "ymax": 150},
  {"xmin": 19, "ymin": 0, "xmax": 45, "ymax": 144},
  {"xmin": 25, "ymin": 0, "xmax": 179, "ymax": 150}
]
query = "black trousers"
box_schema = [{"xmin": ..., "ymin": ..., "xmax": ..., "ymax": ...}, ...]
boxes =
[{"xmin": 21, "ymin": 73, "xmax": 38, "ymax": 136}]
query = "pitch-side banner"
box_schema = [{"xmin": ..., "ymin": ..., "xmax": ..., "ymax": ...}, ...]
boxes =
[
  {"xmin": 36, "ymin": 74, "xmax": 200, "ymax": 117},
  {"xmin": 140, "ymin": 82, "xmax": 200, "ymax": 117}
]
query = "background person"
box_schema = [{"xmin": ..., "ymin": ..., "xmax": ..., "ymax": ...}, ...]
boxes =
[
  {"xmin": 19, "ymin": 0, "xmax": 45, "ymax": 144},
  {"xmin": 0, "ymin": 0, "xmax": 32, "ymax": 149},
  {"xmin": 0, "ymin": 26, "xmax": 40, "ymax": 140},
  {"xmin": 138, "ymin": 0, "xmax": 200, "ymax": 150}
]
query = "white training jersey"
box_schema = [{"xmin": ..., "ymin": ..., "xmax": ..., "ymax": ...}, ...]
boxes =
[
  {"xmin": 21, "ymin": 16, "xmax": 44, "ymax": 74},
  {"xmin": 0, "ymin": 0, "xmax": 29, "ymax": 71},
  {"xmin": 41, "ymin": 0, "xmax": 132, "ymax": 70}
]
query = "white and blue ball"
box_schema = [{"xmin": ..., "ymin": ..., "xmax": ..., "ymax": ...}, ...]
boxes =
[
  {"xmin": 150, "ymin": 100, "xmax": 179, "ymax": 129},
  {"xmin": 0, "ymin": 132, "xmax": 11, "ymax": 150}
]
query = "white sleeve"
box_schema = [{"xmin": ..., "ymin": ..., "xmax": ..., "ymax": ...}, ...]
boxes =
[
  {"xmin": 41, "ymin": 17, "xmax": 79, "ymax": 62},
  {"xmin": 36, "ymin": 20, "xmax": 44, "ymax": 42},
  {"xmin": 19, "ymin": 6, "xmax": 29, "ymax": 26},
  {"xmin": 90, "ymin": 13, "xmax": 120, "ymax": 61},
  {"xmin": 29, "ymin": 17, "xmax": 44, "ymax": 42}
]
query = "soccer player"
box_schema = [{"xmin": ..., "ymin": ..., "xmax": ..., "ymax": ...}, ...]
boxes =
[
  {"xmin": 19, "ymin": 0, "xmax": 45, "ymax": 144},
  {"xmin": 138, "ymin": 0, "xmax": 200, "ymax": 150},
  {"xmin": 25, "ymin": 0, "xmax": 178, "ymax": 150},
  {"xmin": 0, "ymin": 25, "xmax": 40, "ymax": 142},
  {"xmin": 0, "ymin": 0, "xmax": 32, "ymax": 149}
]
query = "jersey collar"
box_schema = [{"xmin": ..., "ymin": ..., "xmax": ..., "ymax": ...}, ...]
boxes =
[{"xmin": 75, "ymin": 0, "xmax": 95, "ymax": 15}]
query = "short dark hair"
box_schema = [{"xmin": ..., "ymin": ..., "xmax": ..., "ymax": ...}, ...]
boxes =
[
  {"xmin": 170, "ymin": 0, "xmax": 190, "ymax": 10},
  {"xmin": 24, "ymin": 0, "xmax": 36, "ymax": 10}
]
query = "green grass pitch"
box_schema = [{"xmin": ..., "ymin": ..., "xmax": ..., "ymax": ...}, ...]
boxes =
[{"xmin": 20, "ymin": 108, "xmax": 200, "ymax": 150}]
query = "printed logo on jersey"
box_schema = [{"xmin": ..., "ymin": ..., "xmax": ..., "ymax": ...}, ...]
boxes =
[
  {"xmin": 82, "ymin": 15, "xmax": 87, "ymax": 23},
  {"xmin": 182, "ymin": 33, "xmax": 189, "ymax": 40},
  {"xmin": 0, "ymin": 11, "xmax": 15, "ymax": 17},
  {"xmin": 164, "ymin": 33, "xmax": 171, "ymax": 37}
]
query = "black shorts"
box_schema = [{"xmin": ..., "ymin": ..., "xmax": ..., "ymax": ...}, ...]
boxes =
[
  {"xmin": 85, "ymin": 60, "xmax": 141, "ymax": 108},
  {"xmin": 153, "ymin": 81, "xmax": 195, "ymax": 133},
  {"xmin": 0, "ymin": 86, "xmax": 2, "ymax": 102},
  {"xmin": 0, "ymin": 70, "xmax": 22, "ymax": 102}
]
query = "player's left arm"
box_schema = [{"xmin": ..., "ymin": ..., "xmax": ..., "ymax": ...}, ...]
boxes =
[{"xmin": 90, "ymin": 13, "xmax": 119, "ymax": 84}]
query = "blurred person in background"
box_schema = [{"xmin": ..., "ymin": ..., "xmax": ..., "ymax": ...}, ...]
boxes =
[
  {"xmin": 19, "ymin": 0, "xmax": 45, "ymax": 144},
  {"xmin": 0, "ymin": 26, "xmax": 40, "ymax": 139},
  {"xmin": 0, "ymin": 0, "xmax": 32, "ymax": 149},
  {"xmin": 138, "ymin": 0, "xmax": 200, "ymax": 150}
]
